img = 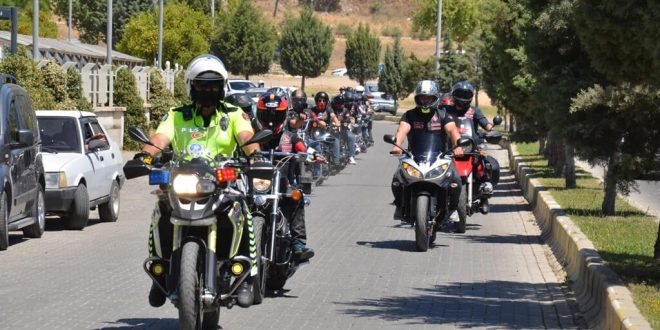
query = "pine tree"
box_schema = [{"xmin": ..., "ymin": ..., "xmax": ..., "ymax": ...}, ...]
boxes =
[
  {"xmin": 114, "ymin": 69, "xmax": 146, "ymax": 150},
  {"xmin": 345, "ymin": 24, "xmax": 381, "ymax": 86},
  {"xmin": 378, "ymin": 37, "xmax": 406, "ymax": 101}
]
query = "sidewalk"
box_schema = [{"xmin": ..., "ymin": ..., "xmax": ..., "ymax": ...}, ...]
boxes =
[{"xmin": 575, "ymin": 159, "xmax": 660, "ymax": 219}]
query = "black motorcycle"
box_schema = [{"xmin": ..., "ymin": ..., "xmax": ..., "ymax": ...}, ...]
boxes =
[
  {"xmin": 123, "ymin": 127, "xmax": 271, "ymax": 329},
  {"xmin": 247, "ymin": 150, "xmax": 311, "ymax": 294}
]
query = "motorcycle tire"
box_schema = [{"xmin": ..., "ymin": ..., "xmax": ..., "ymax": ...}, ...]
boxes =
[
  {"xmin": 455, "ymin": 186, "xmax": 468, "ymax": 234},
  {"xmin": 179, "ymin": 242, "xmax": 206, "ymax": 330},
  {"xmin": 252, "ymin": 216, "xmax": 266, "ymax": 305},
  {"xmin": 415, "ymin": 195, "xmax": 431, "ymax": 252}
]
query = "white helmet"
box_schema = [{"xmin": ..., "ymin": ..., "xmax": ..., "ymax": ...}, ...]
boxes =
[
  {"xmin": 414, "ymin": 80, "xmax": 440, "ymax": 108},
  {"xmin": 355, "ymin": 85, "xmax": 365, "ymax": 93},
  {"xmin": 184, "ymin": 54, "xmax": 229, "ymax": 99}
]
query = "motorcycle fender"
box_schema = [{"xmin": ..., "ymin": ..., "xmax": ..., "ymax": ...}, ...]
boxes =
[{"xmin": 226, "ymin": 201, "xmax": 246, "ymax": 258}]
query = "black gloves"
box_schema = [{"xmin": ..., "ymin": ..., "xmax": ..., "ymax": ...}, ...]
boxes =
[{"xmin": 133, "ymin": 151, "xmax": 153, "ymax": 165}]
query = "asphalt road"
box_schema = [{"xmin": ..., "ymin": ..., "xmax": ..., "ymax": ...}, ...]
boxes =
[{"xmin": 0, "ymin": 121, "xmax": 582, "ymax": 329}]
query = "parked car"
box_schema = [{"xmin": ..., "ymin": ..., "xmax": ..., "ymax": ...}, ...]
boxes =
[
  {"xmin": 364, "ymin": 82, "xmax": 397, "ymax": 115},
  {"xmin": 225, "ymin": 79, "xmax": 257, "ymax": 97},
  {"xmin": 36, "ymin": 111, "xmax": 124, "ymax": 230},
  {"xmin": 0, "ymin": 75, "xmax": 46, "ymax": 251},
  {"xmin": 332, "ymin": 68, "xmax": 348, "ymax": 76}
]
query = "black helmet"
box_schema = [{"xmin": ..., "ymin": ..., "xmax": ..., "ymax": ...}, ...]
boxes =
[
  {"xmin": 331, "ymin": 94, "xmax": 345, "ymax": 112},
  {"xmin": 314, "ymin": 91, "xmax": 329, "ymax": 104},
  {"xmin": 343, "ymin": 91, "xmax": 359, "ymax": 109},
  {"xmin": 451, "ymin": 81, "xmax": 475, "ymax": 109},
  {"xmin": 224, "ymin": 93, "xmax": 255, "ymax": 115},
  {"xmin": 291, "ymin": 89, "xmax": 308, "ymax": 113}
]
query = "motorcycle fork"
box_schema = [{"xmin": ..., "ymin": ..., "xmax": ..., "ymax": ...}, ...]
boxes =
[
  {"xmin": 205, "ymin": 224, "xmax": 218, "ymax": 295},
  {"xmin": 268, "ymin": 170, "xmax": 282, "ymax": 263}
]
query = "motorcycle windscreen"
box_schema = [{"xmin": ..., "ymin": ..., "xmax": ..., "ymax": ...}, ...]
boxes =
[{"xmin": 408, "ymin": 131, "xmax": 446, "ymax": 163}]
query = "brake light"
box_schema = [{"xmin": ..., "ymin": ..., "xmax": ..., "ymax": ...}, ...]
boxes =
[
  {"xmin": 367, "ymin": 95, "xmax": 374, "ymax": 99},
  {"xmin": 215, "ymin": 167, "xmax": 237, "ymax": 183}
]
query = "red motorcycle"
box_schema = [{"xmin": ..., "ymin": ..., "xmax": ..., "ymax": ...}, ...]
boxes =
[{"xmin": 451, "ymin": 131, "xmax": 502, "ymax": 229}]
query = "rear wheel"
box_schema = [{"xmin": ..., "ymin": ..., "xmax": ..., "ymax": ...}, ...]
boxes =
[
  {"xmin": 0, "ymin": 191, "xmax": 9, "ymax": 251},
  {"xmin": 99, "ymin": 180, "xmax": 120, "ymax": 222},
  {"xmin": 179, "ymin": 242, "xmax": 203, "ymax": 330},
  {"xmin": 63, "ymin": 184, "xmax": 89, "ymax": 230},
  {"xmin": 252, "ymin": 216, "xmax": 266, "ymax": 305},
  {"xmin": 455, "ymin": 186, "xmax": 468, "ymax": 234},
  {"xmin": 415, "ymin": 195, "xmax": 431, "ymax": 252},
  {"xmin": 23, "ymin": 184, "xmax": 45, "ymax": 238}
]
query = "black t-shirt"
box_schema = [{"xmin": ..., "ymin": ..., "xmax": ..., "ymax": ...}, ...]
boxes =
[
  {"xmin": 444, "ymin": 105, "xmax": 489, "ymax": 144},
  {"xmin": 400, "ymin": 107, "xmax": 454, "ymax": 157}
]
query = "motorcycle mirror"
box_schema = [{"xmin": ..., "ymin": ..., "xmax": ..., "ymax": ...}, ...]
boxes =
[
  {"xmin": 492, "ymin": 115, "xmax": 503, "ymax": 126},
  {"xmin": 383, "ymin": 134, "xmax": 396, "ymax": 145},
  {"xmin": 242, "ymin": 129, "xmax": 273, "ymax": 147},
  {"xmin": 127, "ymin": 127, "xmax": 162, "ymax": 151}
]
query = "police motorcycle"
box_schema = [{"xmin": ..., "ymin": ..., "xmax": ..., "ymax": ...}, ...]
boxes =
[
  {"xmin": 384, "ymin": 134, "xmax": 471, "ymax": 251},
  {"xmin": 247, "ymin": 148, "xmax": 314, "ymax": 294},
  {"xmin": 123, "ymin": 127, "xmax": 272, "ymax": 330}
]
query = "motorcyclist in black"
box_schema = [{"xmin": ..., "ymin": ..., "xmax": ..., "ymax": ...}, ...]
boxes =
[
  {"xmin": 309, "ymin": 91, "xmax": 342, "ymax": 167},
  {"xmin": 390, "ymin": 80, "xmax": 464, "ymax": 221},
  {"xmin": 330, "ymin": 93, "xmax": 357, "ymax": 164},
  {"xmin": 355, "ymin": 85, "xmax": 374, "ymax": 144},
  {"xmin": 443, "ymin": 81, "xmax": 500, "ymax": 193},
  {"xmin": 225, "ymin": 92, "xmax": 256, "ymax": 119},
  {"xmin": 252, "ymin": 90, "xmax": 316, "ymax": 261}
]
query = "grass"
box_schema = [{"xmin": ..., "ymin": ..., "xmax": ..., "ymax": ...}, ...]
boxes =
[{"xmin": 515, "ymin": 142, "xmax": 660, "ymax": 329}]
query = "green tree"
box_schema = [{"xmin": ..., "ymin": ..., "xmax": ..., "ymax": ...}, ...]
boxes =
[
  {"xmin": 212, "ymin": 0, "xmax": 277, "ymax": 79},
  {"xmin": 378, "ymin": 36, "xmax": 406, "ymax": 101},
  {"xmin": 411, "ymin": 0, "xmax": 479, "ymax": 47},
  {"xmin": 434, "ymin": 52, "xmax": 474, "ymax": 92},
  {"xmin": 401, "ymin": 53, "xmax": 435, "ymax": 96},
  {"xmin": 54, "ymin": 0, "xmax": 151, "ymax": 46},
  {"xmin": 0, "ymin": 46, "xmax": 55, "ymax": 109},
  {"xmin": 345, "ymin": 23, "xmax": 381, "ymax": 86},
  {"xmin": 117, "ymin": 3, "xmax": 212, "ymax": 67},
  {"xmin": 40, "ymin": 61, "xmax": 68, "ymax": 105},
  {"xmin": 0, "ymin": 1, "xmax": 58, "ymax": 38},
  {"xmin": 173, "ymin": 70, "xmax": 189, "ymax": 106},
  {"xmin": 114, "ymin": 68, "xmax": 146, "ymax": 150},
  {"xmin": 66, "ymin": 67, "xmax": 93, "ymax": 112},
  {"xmin": 148, "ymin": 70, "xmax": 176, "ymax": 130},
  {"xmin": 279, "ymin": 8, "xmax": 333, "ymax": 91}
]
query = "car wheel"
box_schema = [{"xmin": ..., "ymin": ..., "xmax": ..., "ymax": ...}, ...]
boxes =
[
  {"xmin": 63, "ymin": 184, "xmax": 90, "ymax": 230},
  {"xmin": 23, "ymin": 184, "xmax": 45, "ymax": 238},
  {"xmin": 0, "ymin": 190, "xmax": 9, "ymax": 251},
  {"xmin": 98, "ymin": 180, "xmax": 120, "ymax": 222}
]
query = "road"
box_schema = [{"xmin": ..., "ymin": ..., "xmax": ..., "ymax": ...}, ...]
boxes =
[{"xmin": 0, "ymin": 121, "xmax": 582, "ymax": 329}]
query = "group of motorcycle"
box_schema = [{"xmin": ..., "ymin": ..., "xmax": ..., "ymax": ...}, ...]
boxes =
[
  {"xmin": 384, "ymin": 120, "xmax": 502, "ymax": 252},
  {"xmin": 123, "ymin": 127, "xmax": 319, "ymax": 329}
]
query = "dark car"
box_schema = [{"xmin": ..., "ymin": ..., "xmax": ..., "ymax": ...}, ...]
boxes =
[{"xmin": 0, "ymin": 75, "xmax": 46, "ymax": 251}]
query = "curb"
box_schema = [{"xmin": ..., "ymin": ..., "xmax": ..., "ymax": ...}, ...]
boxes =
[{"xmin": 507, "ymin": 144, "xmax": 652, "ymax": 330}]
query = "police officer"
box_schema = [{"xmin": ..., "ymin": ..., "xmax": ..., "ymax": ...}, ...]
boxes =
[{"xmin": 136, "ymin": 54, "xmax": 259, "ymax": 308}]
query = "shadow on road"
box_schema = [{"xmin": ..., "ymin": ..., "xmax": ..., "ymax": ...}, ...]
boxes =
[
  {"xmin": 356, "ymin": 240, "xmax": 447, "ymax": 251},
  {"xmin": 97, "ymin": 317, "xmax": 179, "ymax": 329},
  {"xmin": 335, "ymin": 281, "xmax": 580, "ymax": 328},
  {"xmin": 455, "ymin": 234, "xmax": 541, "ymax": 245},
  {"xmin": 45, "ymin": 216, "xmax": 106, "ymax": 231}
]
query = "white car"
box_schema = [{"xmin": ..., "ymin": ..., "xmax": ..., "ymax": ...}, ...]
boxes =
[
  {"xmin": 36, "ymin": 111, "xmax": 124, "ymax": 230},
  {"xmin": 225, "ymin": 79, "xmax": 257, "ymax": 97},
  {"xmin": 332, "ymin": 68, "xmax": 348, "ymax": 76}
]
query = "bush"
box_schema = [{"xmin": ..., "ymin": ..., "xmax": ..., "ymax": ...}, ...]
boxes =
[
  {"xmin": 148, "ymin": 70, "xmax": 176, "ymax": 130},
  {"xmin": 173, "ymin": 70, "xmax": 189, "ymax": 106},
  {"xmin": 370, "ymin": 0, "xmax": 383, "ymax": 14},
  {"xmin": 334, "ymin": 23, "xmax": 353, "ymax": 37},
  {"xmin": 66, "ymin": 67, "xmax": 93, "ymax": 112},
  {"xmin": 411, "ymin": 29, "xmax": 433, "ymax": 40},
  {"xmin": 381, "ymin": 26, "xmax": 402, "ymax": 38},
  {"xmin": 0, "ymin": 46, "xmax": 55, "ymax": 109},
  {"xmin": 40, "ymin": 60, "xmax": 68, "ymax": 105},
  {"xmin": 114, "ymin": 68, "xmax": 146, "ymax": 150}
]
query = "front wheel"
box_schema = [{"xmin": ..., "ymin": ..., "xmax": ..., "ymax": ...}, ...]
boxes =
[
  {"xmin": 98, "ymin": 180, "xmax": 120, "ymax": 222},
  {"xmin": 415, "ymin": 195, "xmax": 431, "ymax": 252},
  {"xmin": 63, "ymin": 184, "xmax": 89, "ymax": 230},
  {"xmin": 455, "ymin": 185, "xmax": 468, "ymax": 234},
  {"xmin": 179, "ymin": 242, "xmax": 204, "ymax": 330},
  {"xmin": 252, "ymin": 216, "xmax": 266, "ymax": 305}
]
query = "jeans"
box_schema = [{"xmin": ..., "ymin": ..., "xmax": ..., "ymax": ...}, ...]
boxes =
[
  {"xmin": 345, "ymin": 131, "xmax": 356, "ymax": 157},
  {"xmin": 280, "ymin": 197, "xmax": 307, "ymax": 244}
]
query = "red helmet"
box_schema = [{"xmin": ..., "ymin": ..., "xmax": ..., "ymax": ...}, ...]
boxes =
[{"xmin": 257, "ymin": 92, "xmax": 289, "ymax": 133}]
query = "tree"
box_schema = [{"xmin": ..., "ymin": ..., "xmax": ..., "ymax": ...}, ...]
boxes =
[
  {"xmin": 114, "ymin": 68, "xmax": 146, "ymax": 150},
  {"xmin": 54, "ymin": 0, "xmax": 152, "ymax": 46},
  {"xmin": 298, "ymin": 0, "xmax": 341, "ymax": 12},
  {"xmin": 345, "ymin": 24, "xmax": 381, "ymax": 86},
  {"xmin": 435, "ymin": 52, "xmax": 474, "ymax": 92},
  {"xmin": 212, "ymin": 0, "xmax": 277, "ymax": 79},
  {"xmin": 66, "ymin": 67, "xmax": 93, "ymax": 112},
  {"xmin": 411, "ymin": 0, "xmax": 479, "ymax": 47},
  {"xmin": 148, "ymin": 70, "xmax": 176, "ymax": 130},
  {"xmin": 378, "ymin": 36, "xmax": 406, "ymax": 101},
  {"xmin": 117, "ymin": 3, "xmax": 212, "ymax": 67},
  {"xmin": 401, "ymin": 53, "xmax": 435, "ymax": 96},
  {"xmin": 0, "ymin": 1, "xmax": 58, "ymax": 38},
  {"xmin": 173, "ymin": 71, "xmax": 189, "ymax": 106},
  {"xmin": 0, "ymin": 46, "xmax": 55, "ymax": 109},
  {"xmin": 279, "ymin": 8, "xmax": 333, "ymax": 91}
]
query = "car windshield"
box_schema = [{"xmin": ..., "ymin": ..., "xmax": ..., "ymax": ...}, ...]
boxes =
[
  {"xmin": 366, "ymin": 84, "xmax": 379, "ymax": 92},
  {"xmin": 38, "ymin": 117, "xmax": 81, "ymax": 153},
  {"xmin": 229, "ymin": 81, "xmax": 256, "ymax": 91}
]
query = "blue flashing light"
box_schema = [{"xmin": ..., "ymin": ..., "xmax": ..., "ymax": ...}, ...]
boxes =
[{"xmin": 149, "ymin": 170, "xmax": 170, "ymax": 185}]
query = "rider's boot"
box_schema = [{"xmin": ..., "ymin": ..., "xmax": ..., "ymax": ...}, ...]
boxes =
[
  {"xmin": 236, "ymin": 278, "xmax": 254, "ymax": 307},
  {"xmin": 293, "ymin": 241, "xmax": 315, "ymax": 262}
]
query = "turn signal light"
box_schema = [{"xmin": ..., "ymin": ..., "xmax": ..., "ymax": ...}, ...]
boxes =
[
  {"xmin": 291, "ymin": 189, "xmax": 303, "ymax": 201},
  {"xmin": 231, "ymin": 262, "xmax": 244, "ymax": 276},
  {"xmin": 150, "ymin": 262, "xmax": 165, "ymax": 276},
  {"xmin": 215, "ymin": 167, "xmax": 237, "ymax": 183}
]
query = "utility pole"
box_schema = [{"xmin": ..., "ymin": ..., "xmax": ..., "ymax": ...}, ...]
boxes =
[
  {"xmin": 273, "ymin": 0, "xmax": 280, "ymax": 17},
  {"xmin": 211, "ymin": 0, "xmax": 215, "ymax": 27},
  {"xmin": 106, "ymin": 0, "xmax": 112, "ymax": 64},
  {"xmin": 68, "ymin": 0, "xmax": 72, "ymax": 42},
  {"xmin": 435, "ymin": 0, "xmax": 442, "ymax": 71},
  {"xmin": 32, "ymin": 0, "xmax": 39, "ymax": 60},
  {"xmin": 158, "ymin": 0, "xmax": 163, "ymax": 69}
]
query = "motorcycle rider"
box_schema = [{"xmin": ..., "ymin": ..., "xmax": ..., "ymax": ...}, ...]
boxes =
[
  {"xmin": 443, "ymin": 81, "xmax": 500, "ymax": 194},
  {"xmin": 225, "ymin": 92, "xmax": 257, "ymax": 119},
  {"xmin": 310, "ymin": 91, "xmax": 342, "ymax": 167},
  {"xmin": 252, "ymin": 90, "xmax": 318, "ymax": 262},
  {"xmin": 355, "ymin": 85, "xmax": 374, "ymax": 144},
  {"xmin": 390, "ymin": 80, "xmax": 464, "ymax": 221},
  {"xmin": 135, "ymin": 54, "xmax": 260, "ymax": 308},
  {"xmin": 331, "ymin": 93, "xmax": 358, "ymax": 164}
]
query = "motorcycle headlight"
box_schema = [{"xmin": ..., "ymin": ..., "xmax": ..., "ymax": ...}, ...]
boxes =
[
  {"xmin": 172, "ymin": 174, "xmax": 200, "ymax": 195},
  {"xmin": 252, "ymin": 178, "xmax": 272, "ymax": 193},
  {"xmin": 426, "ymin": 164, "xmax": 449, "ymax": 179},
  {"xmin": 402, "ymin": 163, "xmax": 422, "ymax": 178}
]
